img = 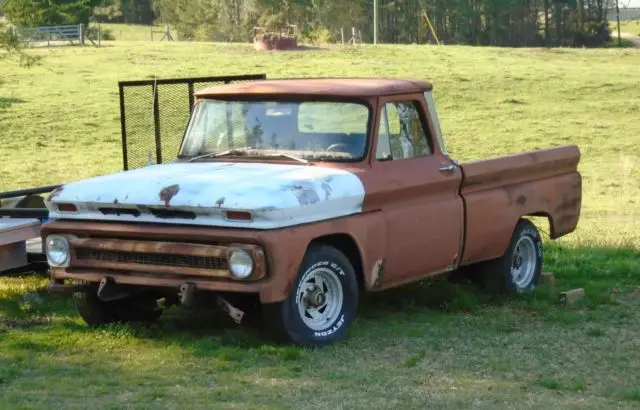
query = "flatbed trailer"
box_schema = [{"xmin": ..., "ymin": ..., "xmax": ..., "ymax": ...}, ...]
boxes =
[{"xmin": 0, "ymin": 185, "xmax": 56, "ymax": 273}]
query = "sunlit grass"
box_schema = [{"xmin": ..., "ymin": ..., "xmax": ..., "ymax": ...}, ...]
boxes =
[{"xmin": 1, "ymin": 39, "xmax": 639, "ymax": 408}]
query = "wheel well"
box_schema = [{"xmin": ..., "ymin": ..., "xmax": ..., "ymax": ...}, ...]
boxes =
[
  {"xmin": 309, "ymin": 234, "xmax": 365, "ymax": 291},
  {"xmin": 524, "ymin": 213, "xmax": 553, "ymax": 238}
]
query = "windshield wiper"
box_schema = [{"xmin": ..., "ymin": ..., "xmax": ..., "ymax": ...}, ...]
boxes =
[
  {"xmin": 189, "ymin": 148, "xmax": 309, "ymax": 165},
  {"xmin": 264, "ymin": 153, "xmax": 309, "ymax": 164},
  {"xmin": 189, "ymin": 148, "xmax": 252, "ymax": 162}
]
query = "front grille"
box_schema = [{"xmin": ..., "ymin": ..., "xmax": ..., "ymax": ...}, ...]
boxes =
[{"xmin": 75, "ymin": 248, "xmax": 229, "ymax": 271}]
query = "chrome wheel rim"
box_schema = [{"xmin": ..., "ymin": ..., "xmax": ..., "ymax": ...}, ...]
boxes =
[
  {"xmin": 511, "ymin": 236, "xmax": 537, "ymax": 288},
  {"xmin": 296, "ymin": 267, "xmax": 343, "ymax": 331}
]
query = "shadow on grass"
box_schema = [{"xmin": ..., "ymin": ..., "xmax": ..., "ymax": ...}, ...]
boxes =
[
  {"xmin": 1, "ymin": 243, "xmax": 638, "ymax": 353},
  {"xmin": 361, "ymin": 241, "xmax": 640, "ymax": 318},
  {"xmin": 0, "ymin": 97, "xmax": 26, "ymax": 109}
]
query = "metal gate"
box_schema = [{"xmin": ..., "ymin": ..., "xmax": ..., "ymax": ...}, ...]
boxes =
[{"xmin": 118, "ymin": 74, "xmax": 266, "ymax": 170}]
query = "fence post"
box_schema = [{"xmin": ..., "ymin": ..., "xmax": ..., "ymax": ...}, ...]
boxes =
[
  {"xmin": 152, "ymin": 82, "xmax": 162, "ymax": 164},
  {"xmin": 79, "ymin": 23, "xmax": 84, "ymax": 45},
  {"xmin": 98, "ymin": 23, "xmax": 101, "ymax": 47},
  {"xmin": 119, "ymin": 83, "xmax": 129, "ymax": 170},
  {"xmin": 188, "ymin": 82, "xmax": 195, "ymax": 112}
]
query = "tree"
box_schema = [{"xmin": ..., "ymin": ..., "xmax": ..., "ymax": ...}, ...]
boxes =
[
  {"xmin": 149, "ymin": 0, "xmax": 614, "ymax": 47},
  {"xmin": 0, "ymin": 21, "xmax": 38, "ymax": 66},
  {"xmin": 3, "ymin": 0, "xmax": 103, "ymax": 26}
]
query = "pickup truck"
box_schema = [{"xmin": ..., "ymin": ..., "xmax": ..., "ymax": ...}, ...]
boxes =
[{"xmin": 42, "ymin": 78, "xmax": 582, "ymax": 347}]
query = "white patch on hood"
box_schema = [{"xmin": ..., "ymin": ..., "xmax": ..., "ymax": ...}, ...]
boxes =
[{"xmin": 45, "ymin": 162, "xmax": 366, "ymax": 229}]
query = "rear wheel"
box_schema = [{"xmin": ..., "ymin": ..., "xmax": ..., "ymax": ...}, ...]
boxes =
[
  {"xmin": 478, "ymin": 219, "xmax": 543, "ymax": 294},
  {"xmin": 74, "ymin": 281, "xmax": 163, "ymax": 326},
  {"xmin": 263, "ymin": 245, "xmax": 359, "ymax": 347}
]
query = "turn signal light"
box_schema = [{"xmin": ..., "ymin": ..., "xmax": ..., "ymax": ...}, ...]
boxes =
[
  {"xmin": 225, "ymin": 211, "xmax": 252, "ymax": 221},
  {"xmin": 57, "ymin": 203, "xmax": 77, "ymax": 212}
]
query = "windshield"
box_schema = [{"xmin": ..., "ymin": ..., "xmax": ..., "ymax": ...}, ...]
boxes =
[{"xmin": 179, "ymin": 99, "xmax": 371, "ymax": 161}]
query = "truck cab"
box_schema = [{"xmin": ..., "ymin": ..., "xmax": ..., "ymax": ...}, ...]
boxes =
[{"xmin": 42, "ymin": 78, "xmax": 582, "ymax": 346}]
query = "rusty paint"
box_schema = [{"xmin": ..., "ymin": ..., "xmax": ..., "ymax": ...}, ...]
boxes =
[
  {"xmin": 159, "ymin": 184, "xmax": 180, "ymax": 206},
  {"xmin": 65, "ymin": 236, "xmax": 266, "ymax": 281},
  {"xmin": 321, "ymin": 181, "xmax": 332, "ymax": 200},
  {"xmin": 52, "ymin": 269, "xmax": 265, "ymax": 294},
  {"xmin": 39, "ymin": 81, "xmax": 582, "ymax": 309},
  {"xmin": 370, "ymin": 259, "xmax": 385, "ymax": 288},
  {"xmin": 282, "ymin": 181, "xmax": 320, "ymax": 205},
  {"xmin": 555, "ymin": 195, "xmax": 581, "ymax": 213},
  {"xmin": 195, "ymin": 78, "xmax": 433, "ymax": 100},
  {"xmin": 42, "ymin": 210, "xmax": 386, "ymax": 304},
  {"xmin": 459, "ymin": 146, "xmax": 581, "ymax": 264}
]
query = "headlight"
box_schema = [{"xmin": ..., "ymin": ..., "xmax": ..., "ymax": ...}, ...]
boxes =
[
  {"xmin": 228, "ymin": 249, "xmax": 254, "ymax": 279},
  {"xmin": 45, "ymin": 235, "xmax": 70, "ymax": 267}
]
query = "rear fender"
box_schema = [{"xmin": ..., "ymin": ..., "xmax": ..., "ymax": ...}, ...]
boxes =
[{"xmin": 459, "ymin": 145, "xmax": 581, "ymax": 265}]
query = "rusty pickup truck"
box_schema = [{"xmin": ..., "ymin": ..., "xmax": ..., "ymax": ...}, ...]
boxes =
[{"xmin": 42, "ymin": 78, "xmax": 582, "ymax": 346}]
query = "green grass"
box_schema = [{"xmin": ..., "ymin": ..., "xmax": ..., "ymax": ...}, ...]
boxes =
[
  {"xmin": 99, "ymin": 23, "xmax": 176, "ymax": 42},
  {"xmin": 1, "ymin": 39, "xmax": 640, "ymax": 408},
  {"xmin": 611, "ymin": 19, "xmax": 640, "ymax": 36}
]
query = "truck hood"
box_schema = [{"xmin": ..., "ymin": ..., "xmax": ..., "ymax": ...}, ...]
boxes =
[{"xmin": 45, "ymin": 162, "xmax": 366, "ymax": 229}]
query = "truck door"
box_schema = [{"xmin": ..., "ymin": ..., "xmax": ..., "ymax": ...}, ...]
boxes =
[{"xmin": 371, "ymin": 94, "xmax": 464, "ymax": 285}]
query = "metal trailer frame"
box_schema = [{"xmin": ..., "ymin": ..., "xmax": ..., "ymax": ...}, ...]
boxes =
[{"xmin": 1, "ymin": 73, "xmax": 267, "ymax": 274}]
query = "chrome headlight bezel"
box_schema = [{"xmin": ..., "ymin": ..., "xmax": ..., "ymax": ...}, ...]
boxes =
[
  {"xmin": 45, "ymin": 235, "xmax": 70, "ymax": 267},
  {"xmin": 228, "ymin": 249, "xmax": 254, "ymax": 279}
]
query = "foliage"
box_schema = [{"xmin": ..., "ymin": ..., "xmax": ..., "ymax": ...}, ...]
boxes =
[
  {"xmin": 3, "ymin": 0, "xmax": 619, "ymax": 46},
  {"xmin": 84, "ymin": 23, "xmax": 115, "ymax": 40},
  {"xmin": 147, "ymin": 0, "xmax": 617, "ymax": 46},
  {"xmin": 3, "ymin": 0, "xmax": 103, "ymax": 26},
  {"xmin": 0, "ymin": 21, "xmax": 39, "ymax": 66},
  {"xmin": 120, "ymin": 0, "xmax": 154, "ymax": 24}
]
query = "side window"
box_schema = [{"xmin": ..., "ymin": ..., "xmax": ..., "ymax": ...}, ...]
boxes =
[{"xmin": 376, "ymin": 101, "xmax": 432, "ymax": 160}]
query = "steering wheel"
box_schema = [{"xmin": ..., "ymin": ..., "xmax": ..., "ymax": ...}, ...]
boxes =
[{"xmin": 326, "ymin": 143, "xmax": 348, "ymax": 152}]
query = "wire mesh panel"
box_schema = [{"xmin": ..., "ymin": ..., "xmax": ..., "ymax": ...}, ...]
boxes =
[{"xmin": 119, "ymin": 74, "xmax": 266, "ymax": 171}]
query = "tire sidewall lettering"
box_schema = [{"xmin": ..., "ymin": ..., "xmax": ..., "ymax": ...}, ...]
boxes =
[
  {"xmin": 314, "ymin": 314, "xmax": 345, "ymax": 337},
  {"xmin": 293, "ymin": 256, "xmax": 351, "ymax": 341}
]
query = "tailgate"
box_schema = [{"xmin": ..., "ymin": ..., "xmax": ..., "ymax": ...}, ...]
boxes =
[{"xmin": 459, "ymin": 145, "xmax": 581, "ymax": 265}]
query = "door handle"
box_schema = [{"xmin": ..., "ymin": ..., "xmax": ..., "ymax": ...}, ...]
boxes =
[{"xmin": 439, "ymin": 163, "xmax": 457, "ymax": 173}]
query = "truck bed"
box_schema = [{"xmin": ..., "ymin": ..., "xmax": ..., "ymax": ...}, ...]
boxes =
[{"xmin": 459, "ymin": 145, "xmax": 581, "ymax": 265}]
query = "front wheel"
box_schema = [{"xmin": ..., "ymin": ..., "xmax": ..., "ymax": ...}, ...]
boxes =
[
  {"xmin": 263, "ymin": 245, "xmax": 359, "ymax": 347},
  {"xmin": 478, "ymin": 219, "xmax": 543, "ymax": 294}
]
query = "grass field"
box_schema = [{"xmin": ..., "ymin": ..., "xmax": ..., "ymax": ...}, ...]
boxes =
[
  {"xmin": 612, "ymin": 19, "xmax": 640, "ymax": 36},
  {"xmin": 99, "ymin": 23, "xmax": 178, "ymax": 42},
  {"xmin": 1, "ymin": 39, "xmax": 640, "ymax": 408}
]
